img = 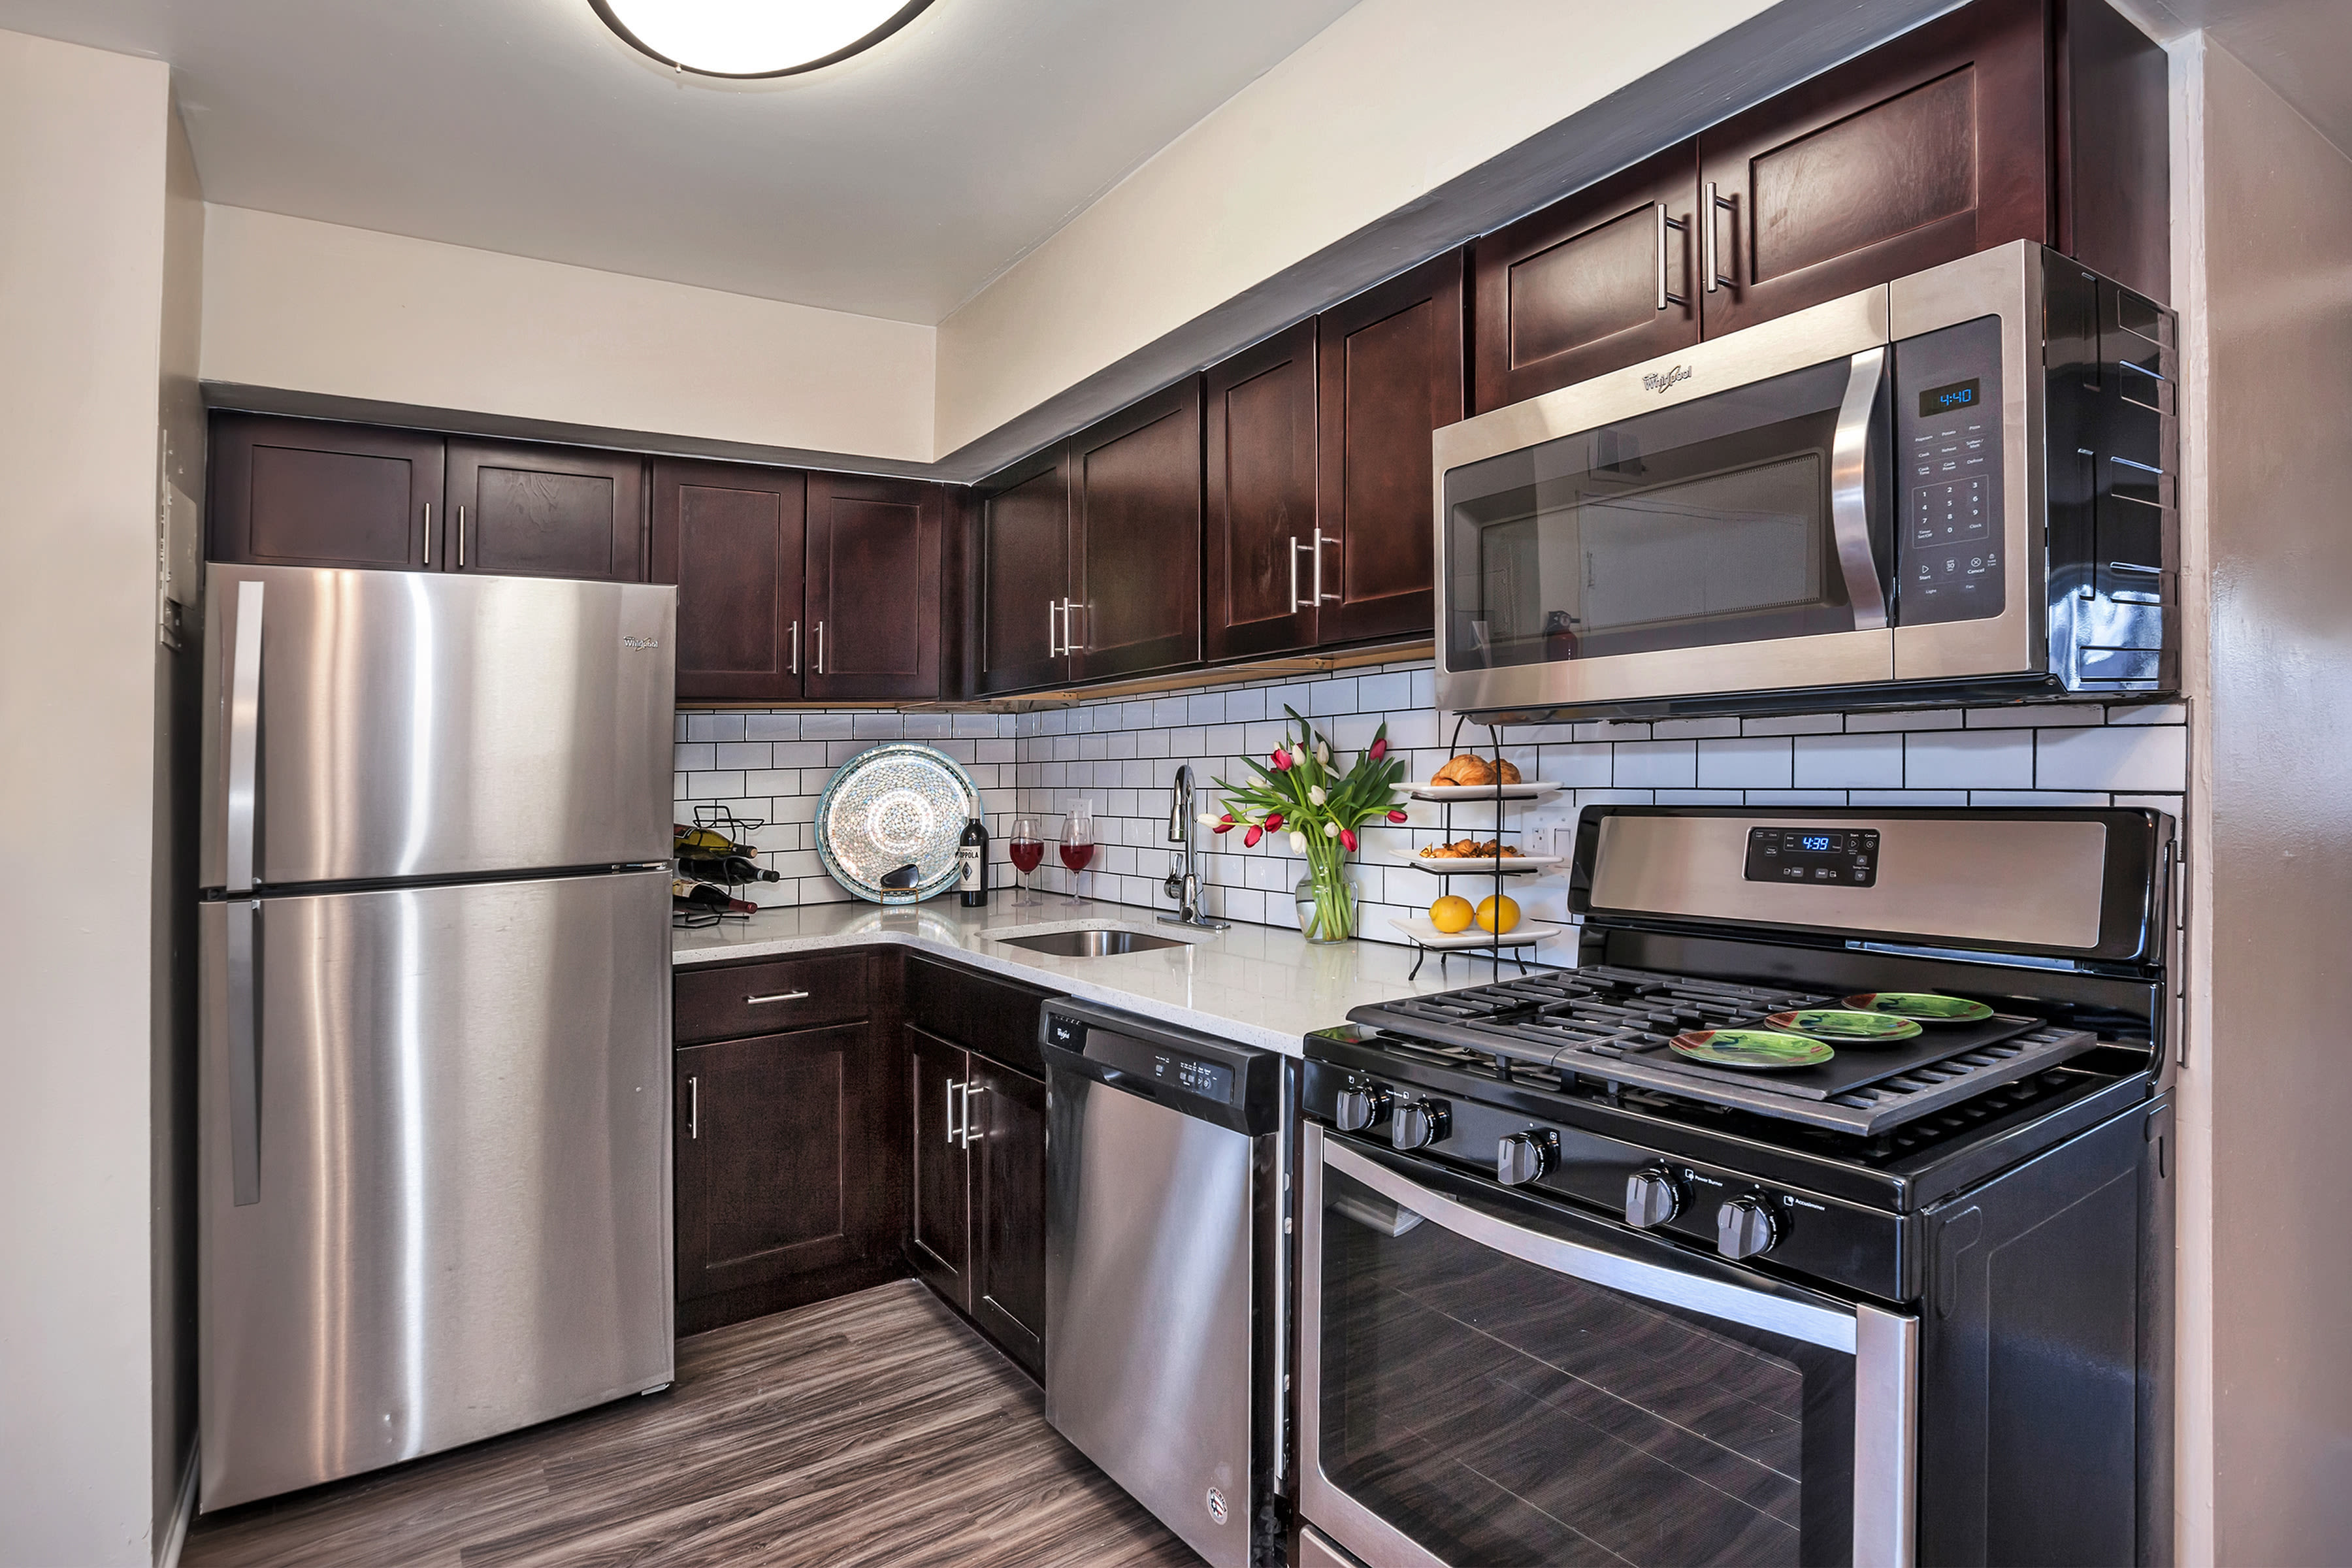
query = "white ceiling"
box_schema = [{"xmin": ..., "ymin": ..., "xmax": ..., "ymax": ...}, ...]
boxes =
[{"xmin": 0, "ymin": 0, "xmax": 1364, "ymax": 324}]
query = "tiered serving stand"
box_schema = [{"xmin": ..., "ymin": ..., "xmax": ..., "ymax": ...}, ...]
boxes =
[{"xmin": 1389, "ymin": 718, "xmax": 1565, "ymax": 979}]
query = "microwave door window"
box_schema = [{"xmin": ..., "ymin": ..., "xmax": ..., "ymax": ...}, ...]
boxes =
[{"xmin": 1446, "ymin": 358, "xmax": 1880, "ymax": 672}]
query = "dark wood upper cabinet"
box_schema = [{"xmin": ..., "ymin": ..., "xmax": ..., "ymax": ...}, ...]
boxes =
[
  {"xmin": 975, "ymin": 446, "xmax": 1073, "ymax": 696},
  {"xmin": 1204, "ymin": 321, "xmax": 1319, "ymax": 662},
  {"xmin": 805, "ymin": 474, "xmax": 944, "ymax": 703},
  {"xmin": 652, "ymin": 457, "xmax": 806, "ymax": 706},
  {"xmin": 1317, "ymin": 251, "xmax": 1463, "ymax": 643},
  {"xmin": 446, "ymin": 438, "xmax": 648, "ymax": 582},
  {"xmin": 1070, "ymin": 378, "xmax": 1203, "ymax": 683},
  {"xmin": 208, "ymin": 414, "xmax": 444, "ymax": 571},
  {"xmin": 1470, "ymin": 146, "xmax": 1699, "ymax": 413},
  {"xmin": 968, "ymin": 1056, "xmax": 1047, "ymax": 1378},
  {"xmin": 674, "ymin": 1022, "xmax": 894, "ymax": 1318},
  {"xmin": 1694, "ymin": 0, "xmax": 2051, "ymax": 338}
]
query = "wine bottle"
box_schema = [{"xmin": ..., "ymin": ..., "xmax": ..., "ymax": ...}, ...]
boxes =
[
  {"xmin": 672, "ymin": 877, "xmax": 757, "ymax": 915},
  {"xmin": 674, "ymin": 824, "xmax": 754, "ymax": 858},
  {"xmin": 958, "ymin": 816, "xmax": 990, "ymax": 907},
  {"xmin": 678, "ymin": 854, "xmax": 780, "ymax": 885}
]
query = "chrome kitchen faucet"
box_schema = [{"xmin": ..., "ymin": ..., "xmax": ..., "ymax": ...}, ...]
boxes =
[{"xmin": 1160, "ymin": 764, "xmax": 1230, "ymax": 932}]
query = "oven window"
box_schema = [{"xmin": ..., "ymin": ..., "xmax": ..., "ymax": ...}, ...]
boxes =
[
  {"xmin": 1445, "ymin": 357, "xmax": 1883, "ymax": 672},
  {"xmin": 1316, "ymin": 1165, "xmax": 1857, "ymax": 1567}
]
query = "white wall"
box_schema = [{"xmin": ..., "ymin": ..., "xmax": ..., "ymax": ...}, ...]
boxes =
[
  {"xmin": 0, "ymin": 28, "xmax": 176, "ymax": 1568},
  {"xmin": 2174, "ymin": 32, "xmax": 2352, "ymax": 1565},
  {"xmin": 201, "ymin": 206, "xmax": 937, "ymax": 464},
  {"xmin": 932, "ymin": 0, "xmax": 1780, "ymax": 456}
]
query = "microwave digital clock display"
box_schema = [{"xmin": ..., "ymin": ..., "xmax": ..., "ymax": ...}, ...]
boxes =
[{"xmin": 1918, "ymin": 378, "xmax": 1982, "ymax": 417}]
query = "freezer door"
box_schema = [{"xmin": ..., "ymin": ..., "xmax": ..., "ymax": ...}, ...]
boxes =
[
  {"xmin": 200, "ymin": 565, "xmax": 675, "ymax": 887},
  {"xmin": 198, "ymin": 870, "xmax": 673, "ymax": 1509}
]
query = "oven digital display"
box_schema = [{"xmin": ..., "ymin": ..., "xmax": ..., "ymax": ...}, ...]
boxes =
[
  {"xmin": 1918, "ymin": 378, "xmax": 1982, "ymax": 417},
  {"xmin": 1744, "ymin": 826, "xmax": 1880, "ymax": 887}
]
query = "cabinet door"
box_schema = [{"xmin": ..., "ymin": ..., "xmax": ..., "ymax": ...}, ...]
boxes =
[
  {"xmin": 1316, "ymin": 251, "xmax": 1464, "ymax": 644},
  {"xmin": 446, "ymin": 438, "xmax": 649, "ymax": 581},
  {"xmin": 1469, "ymin": 144, "xmax": 1700, "ymax": 413},
  {"xmin": 975, "ymin": 446, "xmax": 1073, "ymax": 695},
  {"xmin": 1204, "ymin": 321, "xmax": 1320, "ymax": 662},
  {"xmin": 674, "ymin": 1022, "xmax": 885, "ymax": 1305},
  {"xmin": 806, "ymin": 474, "xmax": 943, "ymax": 702},
  {"xmin": 651, "ymin": 458, "xmax": 805, "ymax": 705},
  {"xmin": 968, "ymin": 1056, "xmax": 1048, "ymax": 1378},
  {"xmin": 208, "ymin": 413, "xmax": 444, "ymax": 570},
  {"xmin": 1695, "ymin": 0, "xmax": 2050, "ymax": 339},
  {"xmin": 906, "ymin": 1027, "xmax": 972, "ymax": 1311},
  {"xmin": 1070, "ymin": 378, "xmax": 1203, "ymax": 682}
]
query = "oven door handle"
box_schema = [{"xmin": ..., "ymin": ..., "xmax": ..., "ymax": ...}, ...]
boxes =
[
  {"xmin": 1300, "ymin": 1126, "xmax": 1917, "ymax": 1568},
  {"xmin": 1831, "ymin": 346, "xmax": 1891, "ymax": 632}
]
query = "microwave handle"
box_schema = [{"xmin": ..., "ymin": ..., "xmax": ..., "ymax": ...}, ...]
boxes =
[{"xmin": 1831, "ymin": 346, "xmax": 1891, "ymax": 632}]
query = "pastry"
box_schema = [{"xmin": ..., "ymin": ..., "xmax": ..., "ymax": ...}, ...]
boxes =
[{"xmin": 1429, "ymin": 754, "xmax": 1521, "ymax": 787}]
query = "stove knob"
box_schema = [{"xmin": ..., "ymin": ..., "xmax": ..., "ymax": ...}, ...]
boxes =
[
  {"xmin": 1497, "ymin": 1131, "xmax": 1555, "ymax": 1187},
  {"xmin": 1716, "ymin": 1196, "xmax": 1781, "ymax": 1261},
  {"xmin": 1391, "ymin": 1098, "xmax": 1450, "ymax": 1152},
  {"xmin": 1624, "ymin": 1169, "xmax": 1683, "ymax": 1230},
  {"xmin": 1334, "ymin": 1081, "xmax": 1392, "ymax": 1133}
]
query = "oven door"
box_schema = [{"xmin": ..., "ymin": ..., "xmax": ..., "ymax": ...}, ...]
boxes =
[
  {"xmin": 1299, "ymin": 1126, "xmax": 1916, "ymax": 1568},
  {"xmin": 1435, "ymin": 288, "xmax": 1897, "ymax": 714}
]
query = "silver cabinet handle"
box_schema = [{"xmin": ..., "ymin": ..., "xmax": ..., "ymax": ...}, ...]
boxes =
[
  {"xmin": 225, "ymin": 580, "xmax": 264, "ymax": 895},
  {"xmin": 743, "ymin": 990, "xmax": 809, "ymax": 1005},
  {"xmin": 1061, "ymin": 597, "xmax": 1083, "ymax": 651},
  {"xmin": 455, "ymin": 504, "xmax": 468, "ymax": 568},
  {"xmin": 946, "ymin": 1077, "xmax": 966, "ymax": 1147},
  {"xmin": 687, "ymin": 1074, "xmax": 699, "ymax": 1140},
  {"xmin": 959, "ymin": 1082, "xmax": 983, "ymax": 1150},
  {"xmin": 227, "ymin": 898, "xmax": 262, "ymax": 1205},
  {"xmin": 421, "ymin": 500, "xmax": 433, "ymax": 566},
  {"xmin": 1047, "ymin": 598, "xmax": 1061, "ymax": 658},
  {"xmin": 815, "ymin": 620, "xmax": 825, "ymax": 675},
  {"xmin": 1288, "ymin": 534, "xmax": 1301, "ymax": 611},
  {"xmin": 1656, "ymin": 201, "xmax": 1690, "ymax": 311},
  {"xmin": 1703, "ymin": 181, "xmax": 1736, "ymax": 293},
  {"xmin": 1830, "ymin": 346, "xmax": 1891, "ymax": 632},
  {"xmin": 789, "ymin": 619, "xmax": 800, "ymax": 676},
  {"xmin": 1311, "ymin": 530, "xmax": 1338, "ymax": 606}
]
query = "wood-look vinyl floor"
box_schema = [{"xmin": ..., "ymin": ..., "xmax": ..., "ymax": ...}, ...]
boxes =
[{"xmin": 184, "ymin": 1279, "xmax": 1201, "ymax": 1568}]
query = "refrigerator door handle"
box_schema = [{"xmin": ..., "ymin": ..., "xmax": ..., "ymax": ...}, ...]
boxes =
[
  {"xmin": 227, "ymin": 897, "xmax": 262, "ymax": 1205},
  {"xmin": 225, "ymin": 579, "xmax": 264, "ymax": 895}
]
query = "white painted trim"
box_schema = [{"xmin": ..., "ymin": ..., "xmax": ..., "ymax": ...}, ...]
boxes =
[{"xmin": 156, "ymin": 1445, "xmax": 198, "ymax": 1568}]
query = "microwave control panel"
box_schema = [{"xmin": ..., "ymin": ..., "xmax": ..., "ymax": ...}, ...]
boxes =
[{"xmin": 1893, "ymin": 316, "xmax": 2006, "ymax": 626}]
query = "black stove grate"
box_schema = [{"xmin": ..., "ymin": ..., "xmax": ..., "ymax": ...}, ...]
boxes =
[{"xmin": 1348, "ymin": 964, "xmax": 2104, "ymax": 1137}]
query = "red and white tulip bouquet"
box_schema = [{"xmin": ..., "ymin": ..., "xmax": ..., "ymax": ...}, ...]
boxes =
[{"xmin": 1203, "ymin": 706, "xmax": 1409, "ymax": 942}]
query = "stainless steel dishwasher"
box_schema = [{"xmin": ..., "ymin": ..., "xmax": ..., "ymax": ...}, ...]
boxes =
[{"xmin": 1041, "ymin": 999, "xmax": 1288, "ymax": 1568}]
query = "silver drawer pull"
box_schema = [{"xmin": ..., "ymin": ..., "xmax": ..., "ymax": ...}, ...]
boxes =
[{"xmin": 745, "ymin": 990, "xmax": 811, "ymax": 1005}]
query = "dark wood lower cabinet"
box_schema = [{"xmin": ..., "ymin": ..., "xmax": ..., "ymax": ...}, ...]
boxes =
[
  {"xmin": 907, "ymin": 1024, "xmax": 973, "ymax": 1309},
  {"xmin": 969, "ymin": 1056, "xmax": 1048, "ymax": 1373}
]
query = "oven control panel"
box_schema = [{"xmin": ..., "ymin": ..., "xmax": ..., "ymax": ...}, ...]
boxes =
[
  {"xmin": 1744, "ymin": 826, "xmax": 1878, "ymax": 886},
  {"xmin": 1893, "ymin": 316, "xmax": 2006, "ymax": 627}
]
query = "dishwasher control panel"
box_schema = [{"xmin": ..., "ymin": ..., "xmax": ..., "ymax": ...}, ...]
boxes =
[
  {"xmin": 1039, "ymin": 1005, "xmax": 1282, "ymax": 1135},
  {"xmin": 1151, "ymin": 1053, "xmax": 1232, "ymax": 1100}
]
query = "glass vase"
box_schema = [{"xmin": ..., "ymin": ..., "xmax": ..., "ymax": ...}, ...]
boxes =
[{"xmin": 1294, "ymin": 860, "xmax": 1358, "ymax": 944}]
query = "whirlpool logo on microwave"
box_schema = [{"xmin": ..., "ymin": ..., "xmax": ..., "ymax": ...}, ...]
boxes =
[
  {"xmin": 622, "ymin": 635, "xmax": 661, "ymax": 651},
  {"xmin": 1642, "ymin": 365, "xmax": 1693, "ymax": 395}
]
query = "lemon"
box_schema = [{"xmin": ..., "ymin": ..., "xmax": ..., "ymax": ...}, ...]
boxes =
[
  {"xmin": 1475, "ymin": 894, "xmax": 1522, "ymax": 934},
  {"xmin": 1428, "ymin": 894, "xmax": 1475, "ymax": 934}
]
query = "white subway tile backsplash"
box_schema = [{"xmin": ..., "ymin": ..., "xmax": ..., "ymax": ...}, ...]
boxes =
[
  {"xmin": 1613, "ymin": 741, "xmax": 1699, "ymax": 788},
  {"xmin": 1697, "ymin": 737, "xmax": 1794, "ymax": 789},
  {"xmin": 2036, "ymin": 723, "xmax": 2188, "ymax": 792},
  {"xmin": 1906, "ymin": 730, "xmax": 2033, "ymax": 789},
  {"xmin": 1740, "ymin": 713, "xmax": 1845, "ymax": 736},
  {"xmin": 1793, "ymin": 733, "xmax": 1903, "ymax": 789}
]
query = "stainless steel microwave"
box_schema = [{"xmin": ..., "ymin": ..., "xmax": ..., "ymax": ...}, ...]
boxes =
[{"xmin": 1432, "ymin": 242, "xmax": 2176, "ymax": 719}]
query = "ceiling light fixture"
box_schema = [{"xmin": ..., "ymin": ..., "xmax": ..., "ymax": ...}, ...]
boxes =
[{"xmin": 591, "ymin": 0, "xmax": 936, "ymax": 79}]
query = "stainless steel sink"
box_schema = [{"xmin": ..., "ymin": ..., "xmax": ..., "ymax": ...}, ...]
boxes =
[{"xmin": 989, "ymin": 927, "xmax": 1192, "ymax": 958}]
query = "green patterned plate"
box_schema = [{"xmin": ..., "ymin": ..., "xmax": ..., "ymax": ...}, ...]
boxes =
[
  {"xmin": 1668, "ymin": 1029, "xmax": 1835, "ymax": 1070},
  {"xmin": 1764, "ymin": 1008, "xmax": 1925, "ymax": 1043},
  {"xmin": 1843, "ymin": 991, "xmax": 1995, "ymax": 1024}
]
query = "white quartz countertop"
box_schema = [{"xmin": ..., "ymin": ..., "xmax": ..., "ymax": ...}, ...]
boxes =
[{"xmin": 672, "ymin": 896, "xmax": 1507, "ymax": 1056}]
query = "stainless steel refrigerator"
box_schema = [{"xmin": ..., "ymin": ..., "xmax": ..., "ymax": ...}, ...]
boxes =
[{"xmin": 196, "ymin": 564, "xmax": 677, "ymax": 1511}]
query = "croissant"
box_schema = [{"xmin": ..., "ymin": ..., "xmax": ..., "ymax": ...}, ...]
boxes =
[{"xmin": 1431, "ymin": 754, "xmax": 1495, "ymax": 786}]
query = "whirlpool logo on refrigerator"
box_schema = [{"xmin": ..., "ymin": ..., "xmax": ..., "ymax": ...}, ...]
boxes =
[{"xmin": 622, "ymin": 635, "xmax": 661, "ymax": 651}]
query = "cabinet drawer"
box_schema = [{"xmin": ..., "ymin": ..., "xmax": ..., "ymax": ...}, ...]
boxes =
[
  {"xmin": 907, "ymin": 957, "xmax": 1056, "ymax": 1077},
  {"xmin": 675, "ymin": 953, "xmax": 870, "ymax": 1044}
]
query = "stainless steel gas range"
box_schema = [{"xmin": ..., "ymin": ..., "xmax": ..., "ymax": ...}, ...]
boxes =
[{"xmin": 1296, "ymin": 806, "xmax": 2174, "ymax": 1568}]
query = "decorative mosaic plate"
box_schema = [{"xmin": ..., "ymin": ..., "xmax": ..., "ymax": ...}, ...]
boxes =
[{"xmin": 814, "ymin": 743, "xmax": 981, "ymax": 904}]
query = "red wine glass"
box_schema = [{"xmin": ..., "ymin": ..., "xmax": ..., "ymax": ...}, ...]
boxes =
[
  {"xmin": 1008, "ymin": 817, "xmax": 1044, "ymax": 906},
  {"xmin": 1059, "ymin": 803, "xmax": 1096, "ymax": 906}
]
